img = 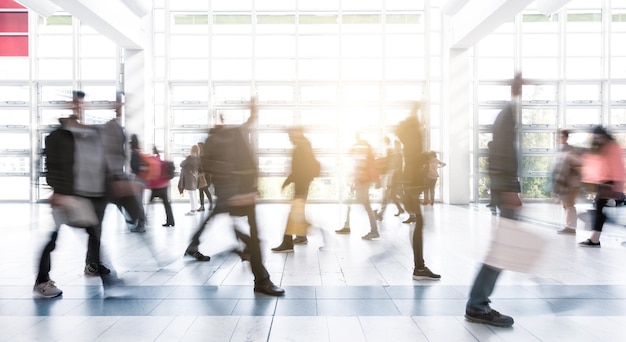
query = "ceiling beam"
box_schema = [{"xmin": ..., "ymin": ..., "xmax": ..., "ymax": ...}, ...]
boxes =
[{"xmin": 50, "ymin": 0, "xmax": 143, "ymax": 49}]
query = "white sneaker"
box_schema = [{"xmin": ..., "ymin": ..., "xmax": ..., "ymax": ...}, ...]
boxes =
[
  {"xmin": 185, "ymin": 210, "xmax": 196, "ymax": 216},
  {"xmin": 33, "ymin": 280, "xmax": 63, "ymax": 298}
]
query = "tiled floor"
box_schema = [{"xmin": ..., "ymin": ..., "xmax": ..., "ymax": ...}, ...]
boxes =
[{"xmin": 1, "ymin": 199, "xmax": 626, "ymax": 341}]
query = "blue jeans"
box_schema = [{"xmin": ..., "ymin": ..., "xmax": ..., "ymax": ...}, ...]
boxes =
[
  {"xmin": 466, "ymin": 264, "xmax": 501, "ymax": 313},
  {"xmin": 466, "ymin": 190, "xmax": 518, "ymax": 313}
]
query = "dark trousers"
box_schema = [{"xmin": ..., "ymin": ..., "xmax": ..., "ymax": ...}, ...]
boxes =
[
  {"xmin": 466, "ymin": 191, "xmax": 518, "ymax": 313},
  {"xmin": 149, "ymin": 186, "xmax": 175, "ymax": 225},
  {"xmin": 402, "ymin": 185, "xmax": 424, "ymax": 269},
  {"xmin": 112, "ymin": 194, "xmax": 146, "ymax": 226},
  {"xmin": 199, "ymin": 186, "xmax": 213, "ymax": 208},
  {"xmin": 37, "ymin": 196, "xmax": 107, "ymax": 284},
  {"xmin": 187, "ymin": 202, "xmax": 270, "ymax": 284}
]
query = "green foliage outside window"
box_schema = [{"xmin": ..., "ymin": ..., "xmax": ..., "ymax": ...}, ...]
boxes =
[{"xmin": 522, "ymin": 177, "xmax": 551, "ymax": 199}]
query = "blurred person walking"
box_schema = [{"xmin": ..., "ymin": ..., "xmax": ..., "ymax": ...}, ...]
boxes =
[
  {"xmin": 147, "ymin": 145, "xmax": 175, "ymax": 227},
  {"xmin": 551, "ymin": 129, "xmax": 582, "ymax": 235},
  {"xmin": 178, "ymin": 144, "xmax": 201, "ymax": 216},
  {"xmin": 376, "ymin": 137, "xmax": 405, "ymax": 220},
  {"xmin": 423, "ymin": 151, "xmax": 446, "ymax": 205},
  {"xmin": 103, "ymin": 94, "xmax": 146, "ymax": 233},
  {"xmin": 335, "ymin": 133, "xmax": 380, "ymax": 240},
  {"xmin": 579, "ymin": 126, "xmax": 625, "ymax": 247},
  {"xmin": 465, "ymin": 73, "xmax": 523, "ymax": 328},
  {"xmin": 196, "ymin": 142, "xmax": 214, "ymax": 212},
  {"xmin": 395, "ymin": 103, "xmax": 441, "ymax": 281},
  {"xmin": 272, "ymin": 126, "xmax": 320, "ymax": 252},
  {"xmin": 184, "ymin": 100, "xmax": 285, "ymax": 296},
  {"xmin": 34, "ymin": 91, "xmax": 112, "ymax": 297}
]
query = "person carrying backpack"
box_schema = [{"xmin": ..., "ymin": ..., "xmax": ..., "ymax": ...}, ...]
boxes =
[
  {"xmin": 146, "ymin": 145, "xmax": 175, "ymax": 227},
  {"xmin": 184, "ymin": 101, "xmax": 285, "ymax": 297}
]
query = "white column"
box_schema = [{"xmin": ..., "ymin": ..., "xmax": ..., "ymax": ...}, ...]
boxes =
[{"xmin": 442, "ymin": 48, "xmax": 471, "ymax": 204}]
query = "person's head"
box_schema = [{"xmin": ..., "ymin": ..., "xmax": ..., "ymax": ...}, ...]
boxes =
[
  {"xmin": 511, "ymin": 72, "xmax": 523, "ymax": 98},
  {"xmin": 71, "ymin": 90, "xmax": 85, "ymax": 119},
  {"xmin": 130, "ymin": 134, "xmax": 140, "ymax": 150},
  {"xmin": 190, "ymin": 144, "xmax": 199, "ymax": 156},
  {"xmin": 287, "ymin": 126, "xmax": 304, "ymax": 144},
  {"xmin": 558, "ymin": 129, "xmax": 570, "ymax": 146},
  {"xmin": 130, "ymin": 134, "xmax": 139, "ymax": 150},
  {"xmin": 591, "ymin": 125, "xmax": 614, "ymax": 151},
  {"xmin": 197, "ymin": 141, "xmax": 204, "ymax": 153}
]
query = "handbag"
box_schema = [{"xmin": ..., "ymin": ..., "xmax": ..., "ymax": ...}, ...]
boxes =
[
  {"xmin": 285, "ymin": 198, "xmax": 308, "ymax": 236},
  {"xmin": 198, "ymin": 173, "xmax": 208, "ymax": 188},
  {"xmin": 110, "ymin": 180, "xmax": 143, "ymax": 198},
  {"xmin": 51, "ymin": 194, "xmax": 99, "ymax": 228}
]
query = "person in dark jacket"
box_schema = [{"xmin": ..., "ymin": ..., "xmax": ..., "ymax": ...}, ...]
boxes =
[
  {"xmin": 103, "ymin": 95, "xmax": 146, "ymax": 233},
  {"xmin": 465, "ymin": 72, "xmax": 522, "ymax": 328},
  {"xmin": 395, "ymin": 103, "xmax": 440, "ymax": 280},
  {"xmin": 34, "ymin": 91, "xmax": 112, "ymax": 298},
  {"xmin": 184, "ymin": 101, "xmax": 284, "ymax": 297},
  {"xmin": 272, "ymin": 127, "xmax": 318, "ymax": 252},
  {"xmin": 196, "ymin": 141, "xmax": 213, "ymax": 212}
]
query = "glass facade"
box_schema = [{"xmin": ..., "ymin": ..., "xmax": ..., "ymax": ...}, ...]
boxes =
[
  {"xmin": 3, "ymin": 0, "xmax": 626, "ymax": 203},
  {"xmin": 473, "ymin": 1, "xmax": 626, "ymax": 201}
]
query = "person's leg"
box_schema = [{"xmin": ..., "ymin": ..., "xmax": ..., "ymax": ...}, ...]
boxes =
[
  {"xmin": 582, "ymin": 196, "xmax": 607, "ymax": 245},
  {"xmin": 293, "ymin": 181, "xmax": 310, "ymax": 241},
  {"xmin": 234, "ymin": 205, "xmax": 283, "ymax": 295},
  {"xmin": 198, "ymin": 187, "xmax": 205, "ymax": 210},
  {"xmin": 36, "ymin": 228, "xmax": 59, "ymax": 284},
  {"xmin": 186, "ymin": 189, "xmax": 198, "ymax": 214},
  {"xmin": 203, "ymin": 186, "xmax": 213, "ymax": 209},
  {"xmin": 238, "ymin": 206, "xmax": 270, "ymax": 282},
  {"xmin": 85, "ymin": 197, "xmax": 109, "ymax": 272},
  {"xmin": 558, "ymin": 188, "xmax": 578, "ymax": 233},
  {"xmin": 154, "ymin": 187, "xmax": 175, "ymax": 226},
  {"xmin": 466, "ymin": 264, "xmax": 502, "ymax": 313},
  {"xmin": 355, "ymin": 184, "xmax": 378, "ymax": 238},
  {"xmin": 429, "ymin": 179, "xmax": 437, "ymax": 204}
]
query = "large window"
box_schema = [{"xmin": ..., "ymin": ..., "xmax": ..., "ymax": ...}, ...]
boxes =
[
  {"xmin": 154, "ymin": 1, "xmax": 436, "ymax": 203},
  {"xmin": 473, "ymin": 1, "xmax": 626, "ymax": 201}
]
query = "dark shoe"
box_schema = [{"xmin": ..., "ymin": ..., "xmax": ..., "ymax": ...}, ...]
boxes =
[
  {"xmin": 394, "ymin": 208, "xmax": 405, "ymax": 216},
  {"xmin": 412, "ymin": 266, "xmax": 441, "ymax": 280},
  {"xmin": 335, "ymin": 227, "xmax": 351, "ymax": 234},
  {"xmin": 185, "ymin": 250, "xmax": 211, "ymax": 261},
  {"xmin": 293, "ymin": 236, "xmax": 308, "ymax": 245},
  {"xmin": 271, "ymin": 243, "xmax": 294, "ymax": 253},
  {"xmin": 197, "ymin": 206, "xmax": 205, "ymax": 211},
  {"xmin": 579, "ymin": 239, "xmax": 601, "ymax": 248},
  {"xmin": 254, "ymin": 281, "xmax": 285, "ymax": 296},
  {"xmin": 402, "ymin": 215, "xmax": 416, "ymax": 224},
  {"xmin": 84, "ymin": 263, "xmax": 111, "ymax": 276},
  {"xmin": 162, "ymin": 223, "xmax": 174, "ymax": 227},
  {"xmin": 465, "ymin": 309, "xmax": 514, "ymax": 327},
  {"xmin": 130, "ymin": 224, "xmax": 146, "ymax": 233}
]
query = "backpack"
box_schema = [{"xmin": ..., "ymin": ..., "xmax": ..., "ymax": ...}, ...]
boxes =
[
  {"xmin": 311, "ymin": 158, "xmax": 321, "ymax": 178},
  {"xmin": 162, "ymin": 160, "xmax": 175, "ymax": 180},
  {"xmin": 139, "ymin": 153, "xmax": 161, "ymax": 181}
]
